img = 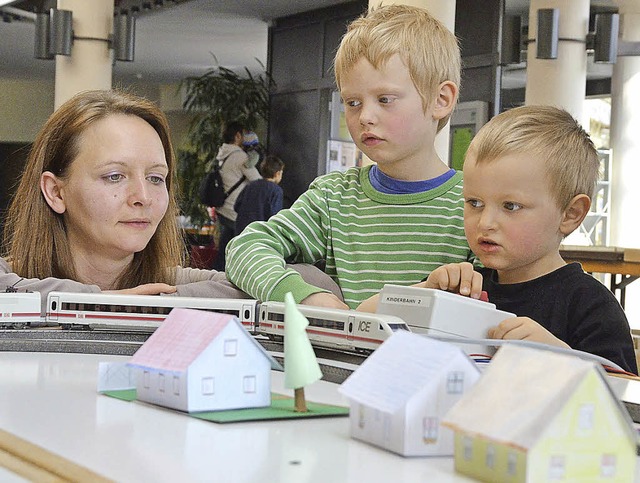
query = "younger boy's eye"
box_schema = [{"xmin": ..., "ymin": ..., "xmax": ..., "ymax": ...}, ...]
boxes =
[
  {"xmin": 466, "ymin": 199, "xmax": 483, "ymax": 208},
  {"xmin": 345, "ymin": 99, "xmax": 361, "ymax": 108},
  {"xmin": 503, "ymin": 201, "xmax": 522, "ymax": 212},
  {"xmin": 378, "ymin": 96, "xmax": 393, "ymax": 104}
]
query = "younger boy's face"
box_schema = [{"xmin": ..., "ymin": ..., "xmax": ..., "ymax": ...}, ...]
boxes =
[
  {"xmin": 339, "ymin": 54, "xmax": 439, "ymax": 180},
  {"xmin": 463, "ymin": 152, "xmax": 566, "ymax": 284}
]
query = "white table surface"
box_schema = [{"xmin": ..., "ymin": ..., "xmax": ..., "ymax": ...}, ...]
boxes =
[{"xmin": 0, "ymin": 352, "xmax": 476, "ymax": 483}]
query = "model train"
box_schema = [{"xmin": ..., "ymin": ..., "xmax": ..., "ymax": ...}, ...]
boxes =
[{"xmin": 0, "ymin": 291, "xmax": 409, "ymax": 354}]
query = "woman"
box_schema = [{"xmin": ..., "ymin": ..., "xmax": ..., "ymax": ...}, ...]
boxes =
[{"xmin": 1, "ymin": 89, "xmax": 247, "ymax": 307}]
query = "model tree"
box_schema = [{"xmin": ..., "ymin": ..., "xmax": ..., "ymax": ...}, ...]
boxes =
[{"xmin": 284, "ymin": 292, "xmax": 323, "ymax": 412}]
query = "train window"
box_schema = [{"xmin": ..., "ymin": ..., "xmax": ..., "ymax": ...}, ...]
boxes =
[
  {"xmin": 51, "ymin": 301, "xmax": 57, "ymax": 311},
  {"xmin": 388, "ymin": 324, "xmax": 409, "ymax": 331},
  {"xmin": 348, "ymin": 322, "xmax": 353, "ymax": 332},
  {"xmin": 268, "ymin": 313, "xmax": 285, "ymax": 323},
  {"xmin": 244, "ymin": 309, "xmax": 250, "ymax": 320},
  {"xmin": 307, "ymin": 316, "xmax": 345, "ymax": 331}
]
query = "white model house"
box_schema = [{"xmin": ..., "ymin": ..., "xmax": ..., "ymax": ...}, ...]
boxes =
[
  {"xmin": 443, "ymin": 345, "xmax": 638, "ymax": 482},
  {"xmin": 339, "ymin": 331, "xmax": 481, "ymax": 456},
  {"xmin": 128, "ymin": 307, "xmax": 282, "ymax": 413}
]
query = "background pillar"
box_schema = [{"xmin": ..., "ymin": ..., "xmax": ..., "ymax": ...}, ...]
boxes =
[
  {"xmin": 54, "ymin": 0, "xmax": 113, "ymax": 109},
  {"xmin": 525, "ymin": 0, "xmax": 589, "ymax": 120}
]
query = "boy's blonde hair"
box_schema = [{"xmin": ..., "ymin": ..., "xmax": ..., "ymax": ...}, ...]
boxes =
[
  {"xmin": 467, "ymin": 105, "xmax": 599, "ymax": 210},
  {"xmin": 334, "ymin": 4, "xmax": 461, "ymax": 132}
]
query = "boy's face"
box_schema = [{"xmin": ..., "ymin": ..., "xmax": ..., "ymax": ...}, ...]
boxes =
[
  {"xmin": 463, "ymin": 152, "xmax": 566, "ymax": 284},
  {"xmin": 340, "ymin": 54, "xmax": 439, "ymax": 180}
]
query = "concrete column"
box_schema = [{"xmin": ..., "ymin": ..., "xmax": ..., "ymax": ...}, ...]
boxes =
[
  {"xmin": 54, "ymin": 0, "xmax": 113, "ymax": 109},
  {"xmin": 525, "ymin": 0, "xmax": 589, "ymax": 120},
  {"xmin": 369, "ymin": 0, "xmax": 456, "ymax": 163},
  {"xmin": 610, "ymin": 6, "xmax": 640, "ymax": 248}
]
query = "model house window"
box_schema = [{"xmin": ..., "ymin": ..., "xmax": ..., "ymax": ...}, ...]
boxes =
[
  {"xmin": 202, "ymin": 377, "xmax": 215, "ymax": 395},
  {"xmin": 422, "ymin": 417, "xmax": 439, "ymax": 443},
  {"xmin": 548, "ymin": 455, "xmax": 566, "ymax": 479},
  {"xmin": 601, "ymin": 454, "xmax": 617, "ymax": 477},
  {"xmin": 463, "ymin": 436, "xmax": 473, "ymax": 461},
  {"xmin": 485, "ymin": 444, "xmax": 495, "ymax": 469},
  {"xmin": 143, "ymin": 370, "xmax": 150, "ymax": 389},
  {"xmin": 578, "ymin": 403, "xmax": 595, "ymax": 430},
  {"xmin": 224, "ymin": 338, "xmax": 238, "ymax": 356},
  {"xmin": 158, "ymin": 373, "xmax": 165, "ymax": 393},
  {"xmin": 243, "ymin": 375, "xmax": 256, "ymax": 393},
  {"xmin": 173, "ymin": 375, "xmax": 180, "ymax": 396},
  {"xmin": 507, "ymin": 453, "xmax": 517, "ymax": 475},
  {"xmin": 446, "ymin": 371, "xmax": 465, "ymax": 394}
]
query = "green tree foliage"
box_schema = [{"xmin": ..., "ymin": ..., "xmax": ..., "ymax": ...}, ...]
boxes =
[{"xmin": 178, "ymin": 62, "xmax": 274, "ymax": 228}]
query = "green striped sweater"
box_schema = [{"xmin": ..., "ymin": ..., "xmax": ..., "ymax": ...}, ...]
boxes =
[{"xmin": 226, "ymin": 165, "xmax": 474, "ymax": 309}]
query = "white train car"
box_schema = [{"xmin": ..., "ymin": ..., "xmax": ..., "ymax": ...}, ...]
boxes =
[
  {"xmin": 0, "ymin": 292, "xmax": 42, "ymax": 328},
  {"xmin": 46, "ymin": 292, "xmax": 259, "ymax": 332},
  {"xmin": 257, "ymin": 302, "xmax": 410, "ymax": 353}
]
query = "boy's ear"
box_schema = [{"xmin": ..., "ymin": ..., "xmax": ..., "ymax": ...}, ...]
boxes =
[
  {"xmin": 432, "ymin": 81, "xmax": 458, "ymax": 121},
  {"xmin": 40, "ymin": 171, "xmax": 67, "ymax": 214},
  {"xmin": 560, "ymin": 194, "xmax": 590, "ymax": 236}
]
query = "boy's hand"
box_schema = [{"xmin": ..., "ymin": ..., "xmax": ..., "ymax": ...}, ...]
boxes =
[
  {"xmin": 301, "ymin": 292, "xmax": 349, "ymax": 310},
  {"xmin": 488, "ymin": 317, "xmax": 570, "ymax": 349},
  {"xmin": 424, "ymin": 262, "xmax": 483, "ymax": 299},
  {"xmin": 105, "ymin": 283, "xmax": 177, "ymax": 296}
]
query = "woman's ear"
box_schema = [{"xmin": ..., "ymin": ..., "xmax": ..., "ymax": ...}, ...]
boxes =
[
  {"xmin": 560, "ymin": 194, "xmax": 590, "ymax": 236},
  {"xmin": 40, "ymin": 171, "xmax": 67, "ymax": 214},
  {"xmin": 432, "ymin": 80, "xmax": 458, "ymax": 121}
]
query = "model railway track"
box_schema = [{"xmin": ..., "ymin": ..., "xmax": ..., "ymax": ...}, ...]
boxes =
[{"xmin": 0, "ymin": 329, "xmax": 363, "ymax": 383}]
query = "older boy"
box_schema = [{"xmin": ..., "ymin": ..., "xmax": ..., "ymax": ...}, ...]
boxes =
[
  {"xmin": 362, "ymin": 105, "xmax": 636, "ymax": 373},
  {"xmin": 226, "ymin": 5, "xmax": 474, "ymax": 309}
]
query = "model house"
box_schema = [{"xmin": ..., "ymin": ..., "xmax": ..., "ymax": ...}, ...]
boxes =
[
  {"xmin": 443, "ymin": 345, "xmax": 638, "ymax": 482},
  {"xmin": 128, "ymin": 307, "xmax": 282, "ymax": 413},
  {"xmin": 339, "ymin": 331, "xmax": 481, "ymax": 456}
]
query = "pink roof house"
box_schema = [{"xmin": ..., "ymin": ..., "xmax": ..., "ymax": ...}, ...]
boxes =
[{"xmin": 128, "ymin": 308, "xmax": 282, "ymax": 413}]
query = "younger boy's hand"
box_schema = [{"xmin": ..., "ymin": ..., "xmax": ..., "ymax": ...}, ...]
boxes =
[
  {"xmin": 488, "ymin": 317, "xmax": 570, "ymax": 349},
  {"xmin": 425, "ymin": 262, "xmax": 483, "ymax": 299},
  {"xmin": 301, "ymin": 292, "xmax": 349, "ymax": 310}
]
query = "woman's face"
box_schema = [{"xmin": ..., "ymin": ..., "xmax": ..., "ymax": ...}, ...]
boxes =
[{"xmin": 51, "ymin": 113, "xmax": 169, "ymax": 264}]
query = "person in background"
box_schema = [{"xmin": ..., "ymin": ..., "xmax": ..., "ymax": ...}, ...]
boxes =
[
  {"xmin": 226, "ymin": 5, "xmax": 474, "ymax": 309},
  {"xmin": 212, "ymin": 121, "xmax": 262, "ymax": 271},
  {"xmin": 234, "ymin": 155, "xmax": 285, "ymax": 235},
  {"xmin": 358, "ymin": 105, "xmax": 637, "ymax": 374},
  {"xmin": 0, "ymin": 89, "xmax": 249, "ymax": 314}
]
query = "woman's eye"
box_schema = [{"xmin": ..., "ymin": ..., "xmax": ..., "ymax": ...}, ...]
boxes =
[
  {"xmin": 105, "ymin": 173, "xmax": 124, "ymax": 182},
  {"xmin": 148, "ymin": 175, "xmax": 166, "ymax": 185}
]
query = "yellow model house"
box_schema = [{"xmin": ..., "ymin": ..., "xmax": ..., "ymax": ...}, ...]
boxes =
[{"xmin": 443, "ymin": 345, "xmax": 638, "ymax": 482}]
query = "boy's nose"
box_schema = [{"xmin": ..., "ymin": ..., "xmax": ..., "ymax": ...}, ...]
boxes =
[{"xmin": 359, "ymin": 104, "xmax": 376, "ymax": 126}]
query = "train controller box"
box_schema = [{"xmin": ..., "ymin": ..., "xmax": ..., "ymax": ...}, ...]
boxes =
[{"xmin": 375, "ymin": 285, "xmax": 515, "ymax": 356}]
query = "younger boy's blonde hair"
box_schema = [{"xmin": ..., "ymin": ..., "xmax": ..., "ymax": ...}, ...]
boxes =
[
  {"xmin": 334, "ymin": 4, "xmax": 461, "ymax": 132},
  {"xmin": 466, "ymin": 105, "xmax": 599, "ymax": 210}
]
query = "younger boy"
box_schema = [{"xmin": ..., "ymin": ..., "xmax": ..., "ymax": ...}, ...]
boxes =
[
  {"xmin": 234, "ymin": 155, "xmax": 285, "ymax": 235},
  {"xmin": 361, "ymin": 105, "xmax": 637, "ymax": 374},
  {"xmin": 226, "ymin": 5, "xmax": 474, "ymax": 309}
]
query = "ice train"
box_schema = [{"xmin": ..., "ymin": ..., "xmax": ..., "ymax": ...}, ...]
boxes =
[{"xmin": 0, "ymin": 291, "xmax": 409, "ymax": 354}]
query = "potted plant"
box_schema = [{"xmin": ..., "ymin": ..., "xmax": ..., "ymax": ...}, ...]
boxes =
[{"xmin": 177, "ymin": 61, "xmax": 274, "ymax": 229}]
